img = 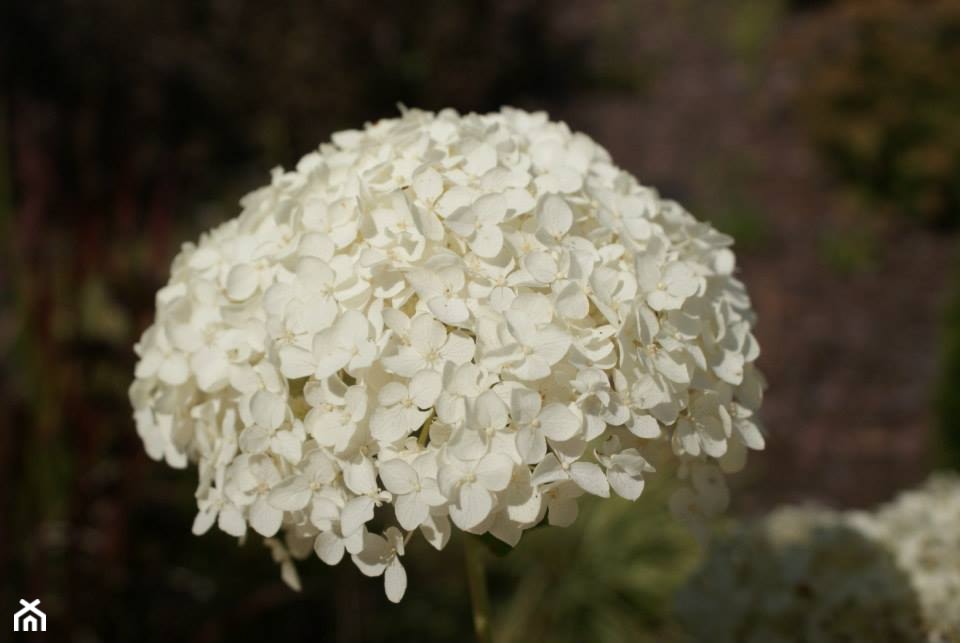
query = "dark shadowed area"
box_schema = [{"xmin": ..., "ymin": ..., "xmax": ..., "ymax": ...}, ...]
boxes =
[{"xmin": 3, "ymin": 1, "xmax": 958, "ymax": 641}]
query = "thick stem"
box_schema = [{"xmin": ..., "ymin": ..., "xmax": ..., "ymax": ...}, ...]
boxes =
[{"xmin": 463, "ymin": 534, "xmax": 493, "ymax": 643}]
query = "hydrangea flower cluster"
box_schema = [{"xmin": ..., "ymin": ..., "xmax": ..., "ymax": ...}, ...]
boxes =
[
  {"xmin": 676, "ymin": 474, "xmax": 960, "ymax": 643},
  {"xmin": 130, "ymin": 107, "xmax": 764, "ymax": 602},
  {"xmin": 867, "ymin": 475, "xmax": 960, "ymax": 639}
]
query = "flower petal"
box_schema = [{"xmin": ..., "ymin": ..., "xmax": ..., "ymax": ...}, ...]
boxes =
[
  {"xmin": 226, "ymin": 263, "xmax": 258, "ymax": 301},
  {"xmin": 548, "ymin": 497, "xmax": 578, "ymax": 527},
  {"xmin": 314, "ymin": 530, "xmax": 346, "ymax": 565},
  {"xmin": 538, "ymin": 403, "xmax": 580, "ymax": 441},
  {"xmin": 475, "ymin": 453, "xmax": 513, "ymax": 492},
  {"xmin": 451, "ymin": 482, "xmax": 492, "ymax": 529},
  {"xmin": 251, "ymin": 390, "xmax": 286, "ymax": 430},
  {"xmin": 341, "ymin": 495, "xmax": 375, "ymax": 536},
  {"xmin": 250, "ymin": 496, "xmax": 283, "ymax": 537},
  {"xmin": 269, "ymin": 475, "xmax": 312, "ymax": 511},
  {"xmin": 410, "ymin": 370, "xmax": 442, "ymax": 408},
  {"xmin": 384, "ymin": 559, "xmax": 407, "ymax": 603},
  {"xmin": 379, "ymin": 459, "xmax": 418, "ymax": 495},
  {"xmin": 217, "ymin": 504, "xmax": 247, "ymax": 537},
  {"xmin": 395, "ymin": 493, "xmax": 428, "ymax": 530},
  {"xmin": 537, "ymin": 195, "xmax": 573, "ymax": 239},
  {"xmin": 569, "ymin": 462, "xmax": 610, "ymax": 497}
]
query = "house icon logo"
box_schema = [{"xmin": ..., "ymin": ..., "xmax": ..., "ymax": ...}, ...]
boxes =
[{"xmin": 13, "ymin": 599, "xmax": 46, "ymax": 632}]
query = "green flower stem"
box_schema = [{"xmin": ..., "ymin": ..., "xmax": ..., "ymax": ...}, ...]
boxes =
[{"xmin": 463, "ymin": 534, "xmax": 493, "ymax": 643}]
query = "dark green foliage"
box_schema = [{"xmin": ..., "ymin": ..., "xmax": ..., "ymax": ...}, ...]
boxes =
[
  {"xmin": 487, "ymin": 491, "xmax": 697, "ymax": 643},
  {"xmin": 818, "ymin": 224, "xmax": 879, "ymax": 275},
  {"xmin": 938, "ymin": 248, "xmax": 960, "ymax": 470},
  {"xmin": 797, "ymin": 1, "xmax": 960, "ymax": 225}
]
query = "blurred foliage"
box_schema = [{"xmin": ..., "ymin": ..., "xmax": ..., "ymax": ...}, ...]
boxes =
[
  {"xmin": 489, "ymin": 490, "xmax": 697, "ymax": 643},
  {"xmin": 694, "ymin": 158, "xmax": 772, "ymax": 254},
  {"xmin": 786, "ymin": 0, "xmax": 838, "ymax": 11},
  {"xmin": 818, "ymin": 223, "xmax": 880, "ymax": 275},
  {"xmin": 587, "ymin": 1, "xmax": 656, "ymax": 93},
  {"xmin": 8, "ymin": 0, "xmax": 633, "ymax": 192},
  {"xmin": 724, "ymin": 0, "xmax": 787, "ymax": 65},
  {"xmin": 937, "ymin": 249, "xmax": 960, "ymax": 472},
  {"xmin": 794, "ymin": 0, "xmax": 960, "ymax": 225},
  {"xmin": 712, "ymin": 208, "xmax": 770, "ymax": 254}
]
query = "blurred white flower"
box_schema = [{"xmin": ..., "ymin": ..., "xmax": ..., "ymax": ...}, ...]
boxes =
[
  {"xmin": 676, "ymin": 474, "xmax": 960, "ymax": 643},
  {"xmin": 131, "ymin": 106, "xmax": 765, "ymax": 601}
]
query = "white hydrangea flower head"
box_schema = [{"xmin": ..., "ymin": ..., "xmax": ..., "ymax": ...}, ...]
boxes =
[
  {"xmin": 867, "ymin": 475, "xmax": 960, "ymax": 640},
  {"xmin": 130, "ymin": 107, "xmax": 765, "ymax": 602},
  {"xmin": 676, "ymin": 474, "xmax": 960, "ymax": 642}
]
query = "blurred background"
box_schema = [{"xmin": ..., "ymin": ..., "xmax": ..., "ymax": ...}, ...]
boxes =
[{"xmin": 3, "ymin": 0, "xmax": 959, "ymax": 640}]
